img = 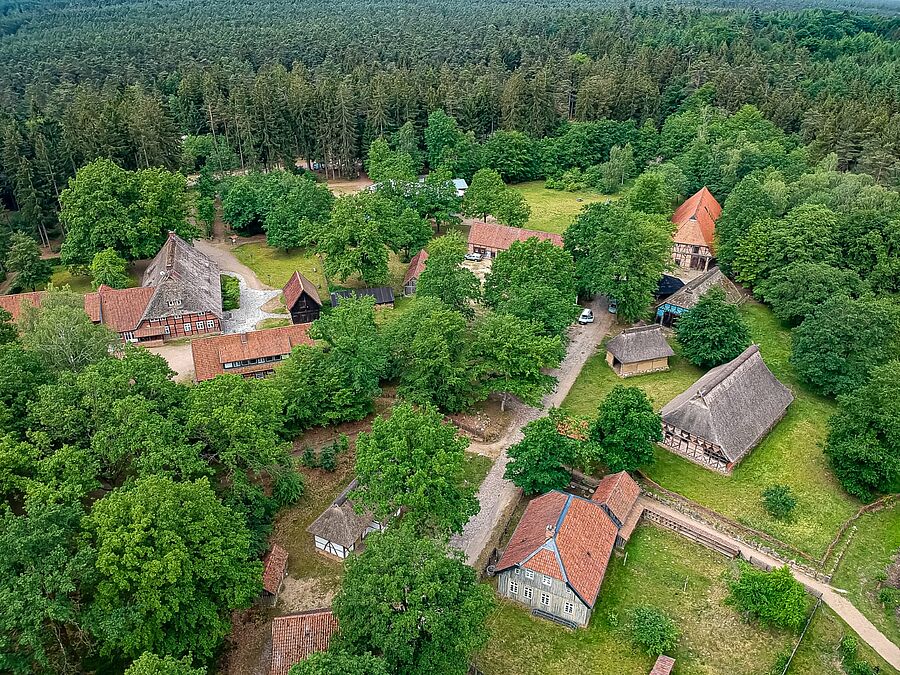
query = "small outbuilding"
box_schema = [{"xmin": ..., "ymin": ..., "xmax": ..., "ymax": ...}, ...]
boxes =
[
  {"xmin": 655, "ymin": 266, "xmax": 742, "ymax": 327},
  {"xmin": 403, "ymin": 249, "xmax": 429, "ymax": 296},
  {"xmin": 605, "ymin": 325, "xmax": 675, "ymax": 378},
  {"xmin": 283, "ymin": 271, "xmax": 323, "ymax": 324},
  {"xmin": 660, "ymin": 345, "xmax": 794, "ymax": 473},
  {"xmin": 329, "ymin": 286, "xmax": 395, "ymax": 309},
  {"xmin": 269, "ymin": 608, "xmax": 337, "ymax": 675},
  {"xmin": 261, "ymin": 544, "xmax": 288, "ymax": 605},
  {"xmin": 306, "ymin": 479, "xmax": 384, "ymax": 560}
]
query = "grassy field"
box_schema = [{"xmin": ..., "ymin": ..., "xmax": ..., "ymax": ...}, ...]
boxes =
[
  {"xmin": 830, "ymin": 503, "xmax": 900, "ymax": 646},
  {"xmin": 233, "ymin": 243, "xmax": 328, "ymax": 291},
  {"xmin": 478, "ymin": 525, "xmax": 800, "ymax": 675},
  {"xmin": 45, "ymin": 264, "xmax": 139, "ymax": 294},
  {"xmin": 562, "ymin": 302, "xmax": 859, "ymax": 558},
  {"xmin": 256, "ymin": 317, "xmax": 292, "ymax": 329},
  {"xmin": 511, "ymin": 181, "xmax": 615, "ymax": 234}
]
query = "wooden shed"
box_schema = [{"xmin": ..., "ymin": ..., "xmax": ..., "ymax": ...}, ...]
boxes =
[
  {"xmin": 306, "ymin": 479, "xmax": 384, "ymax": 560},
  {"xmin": 403, "ymin": 249, "xmax": 429, "ymax": 296},
  {"xmin": 261, "ymin": 544, "xmax": 288, "ymax": 605},
  {"xmin": 655, "ymin": 266, "xmax": 742, "ymax": 327},
  {"xmin": 605, "ymin": 325, "xmax": 675, "ymax": 377},
  {"xmin": 282, "ymin": 271, "xmax": 323, "ymax": 324},
  {"xmin": 329, "ymin": 287, "xmax": 395, "ymax": 309}
]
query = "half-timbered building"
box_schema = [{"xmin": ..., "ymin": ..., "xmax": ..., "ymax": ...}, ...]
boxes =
[
  {"xmin": 306, "ymin": 479, "xmax": 385, "ymax": 560},
  {"xmin": 191, "ymin": 323, "xmax": 313, "ymax": 381},
  {"xmin": 282, "ymin": 271, "xmax": 323, "ymax": 324},
  {"xmin": 671, "ymin": 186, "xmax": 721, "ymax": 272},
  {"xmin": 660, "ymin": 345, "xmax": 794, "ymax": 473},
  {"xmin": 467, "ymin": 222, "xmax": 563, "ymax": 259},
  {"xmin": 655, "ymin": 266, "xmax": 742, "ymax": 327}
]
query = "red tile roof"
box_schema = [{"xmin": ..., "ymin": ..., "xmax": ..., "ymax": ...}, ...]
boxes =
[
  {"xmin": 92, "ymin": 286, "xmax": 155, "ymax": 333},
  {"xmin": 592, "ymin": 471, "xmax": 641, "ymax": 526},
  {"xmin": 403, "ymin": 249, "xmax": 429, "ymax": 285},
  {"xmin": 495, "ymin": 491, "xmax": 619, "ymax": 607},
  {"xmin": 270, "ymin": 609, "xmax": 337, "ymax": 675},
  {"xmin": 650, "ymin": 655, "xmax": 676, "ymax": 675},
  {"xmin": 282, "ymin": 271, "xmax": 322, "ymax": 311},
  {"xmin": 672, "ymin": 186, "xmax": 721, "ymax": 250},
  {"xmin": 467, "ymin": 222, "xmax": 563, "ymax": 251},
  {"xmin": 262, "ymin": 544, "xmax": 288, "ymax": 595},
  {"xmin": 191, "ymin": 324, "xmax": 314, "ymax": 381},
  {"xmin": 0, "ymin": 291, "xmax": 45, "ymax": 321}
]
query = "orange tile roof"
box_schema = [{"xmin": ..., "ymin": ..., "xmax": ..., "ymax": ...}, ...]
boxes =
[
  {"xmin": 495, "ymin": 491, "xmax": 619, "ymax": 607},
  {"xmin": 270, "ymin": 609, "xmax": 337, "ymax": 675},
  {"xmin": 650, "ymin": 655, "xmax": 675, "ymax": 675},
  {"xmin": 0, "ymin": 291, "xmax": 45, "ymax": 321},
  {"xmin": 403, "ymin": 249, "xmax": 429, "ymax": 285},
  {"xmin": 191, "ymin": 324, "xmax": 314, "ymax": 381},
  {"xmin": 592, "ymin": 471, "xmax": 641, "ymax": 526},
  {"xmin": 467, "ymin": 222, "xmax": 563, "ymax": 251},
  {"xmin": 282, "ymin": 271, "xmax": 322, "ymax": 311},
  {"xmin": 671, "ymin": 186, "xmax": 721, "ymax": 250},
  {"xmin": 93, "ymin": 286, "xmax": 155, "ymax": 333},
  {"xmin": 262, "ymin": 544, "xmax": 288, "ymax": 595}
]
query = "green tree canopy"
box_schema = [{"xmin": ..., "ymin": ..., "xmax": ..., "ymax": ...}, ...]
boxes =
[
  {"xmin": 84, "ymin": 476, "xmax": 260, "ymax": 660},
  {"xmin": 288, "ymin": 651, "xmax": 389, "ymax": 675},
  {"xmin": 59, "ymin": 158, "xmax": 194, "ymax": 264},
  {"xmin": 125, "ymin": 653, "xmax": 206, "ymax": 675},
  {"xmin": 675, "ymin": 287, "xmax": 751, "ymax": 368},
  {"xmin": 504, "ymin": 410, "xmax": 579, "ymax": 494},
  {"xmin": 588, "ymin": 386, "xmax": 661, "ymax": 472},
  {"xmin": 317, "ymin": 191, "xmax": 392, "ymax": 284},
  {"xmin": 415, "ymin": 232, "xmax": 480, "ymax": 316},
  {"xmin": 564, "ymin": 202, "xmax": 672, "ymax": 322},
  {"xmin": 825, "ymin": 360, "xmax": 900, "ymax": 501},
  {"xmin": 366, "ymin": 138, "xmax": 417, "ymax": 183},
  {"xmin": 756, "ymin": 262, "xmax": 865, "ymax": 327},
  {"xmin": 462, "ymin": 168, "xmax": 530, "ymax": 226},
  {"xmin": 90, "ymin": 247, "xmax": 132, "ymax": 289},
  {"xmin": 333, "ymin": 526, "xmax": 493, "ymax": 675},
  {"xmin": 6, "ymin": 233, "xmax": 51, "ymax": 292},
  {"xmin": 353, "ymin": 402, "xmax": 478, "ymax": 536},
  {"xmin": 483, "ymin": 237, "xmax": 577, "ymax": 336},
  {"xmin": 0, "ymin": 309, "xmax": 17, "ymax": 345},
  {"xmin": 626, "ymin": 169, "xmax": 679, "ymax": 215},
  {"xmin": 725, "ymin": 563, "xmax": 807, "ymax": 630}
]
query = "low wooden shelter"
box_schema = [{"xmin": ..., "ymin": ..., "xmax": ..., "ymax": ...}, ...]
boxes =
[
  {"xmin": 282, "ymin": 271, "xmax": 323, "ymax": 324},
  {"xmin": 269, "ymin": 608, "xmax": 337, "ymax": 675},
  {"xmin": 671, "ymin": 186, "xmax": 721, "ymax": 272},
  {"xmin": 403, "ymin": 249, "xmax": 429, "ymax": 296},
  {"xmin": 655, "ymin": 266, "xmax": 742, "ymax": 327},
  {"xmin": 660, "ymin": 345, "xmax": 794, "ymax": 473},
  {"xmin": 261, "ymin": 544, "xmax": 288, "ymax": 606},
  {"xmin": 329, "ymin": 286, "xmax": 395, "ymax": 308},
  {"xmin": 605, "ymin": 325, "xmax": 675, "ymax": 377},
  {"xmin": 306, "ymin": 479, "xmax": 384, "ymax": 560}
]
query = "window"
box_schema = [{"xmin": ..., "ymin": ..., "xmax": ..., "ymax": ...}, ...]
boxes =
[
  {"xmin": 508, "ymin": 580, "xmax": 518, "ymax": 595},
  {"xmin": 524, "ymin": 569, "xmax": 534, "ymax": 580},
  {"xmin": 206, "ymin": 320, "xmax": 215, "ymax": 328},
  {"xmin": 540, "ymin": 593, "xmax": 550, "ymax": 606},
  {"xmin": 564, "ymin": 602, "xmax": 574, "ymax": 614},
  {"xmin": 542, "ymin": 575, "xmax": 552, "ymax": 587},
  {"xmin": 523, "ymin": 587, "xmax": 533, "ymax": 600},
  {"xmin": 224, "ymin": 362, "xmax": 233, "ymax": 369},
  {"xmin": 184, "ymin": 323, "xmax": 191, "ymax": 332},
  {"xmin": 123, "ymin": 331, "xmax": 135, "ymax": 341},
  {"xmin": 514, "ymin": 568, "xmax": 520, "ymax": 576},
  {"xmin": 196, "ymin": 322, "xmax": 204, "ymax": 331},
  {"xmin": 164, "ymin": 325, "xmax": 171, "ymax": 335}
]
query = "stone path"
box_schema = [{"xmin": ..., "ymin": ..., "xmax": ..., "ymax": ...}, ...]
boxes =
[
  {"xmin": 451, "ymin": 297, "xmax": 613, "ymax": 565},
  {"xmin": 640, "ymin": 496, "xmax": 900, "ymax": 670},
  {"xmin": 222, "ymin": 272, "xmax": 283, "ymax": 333},
  {"xmin": 194, "ymin": 238, "xmax": 273, "ymax": 290}
]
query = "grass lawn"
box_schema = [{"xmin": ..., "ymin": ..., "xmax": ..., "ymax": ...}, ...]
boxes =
[
  {"xmin": 478, "ymin": 525, "xmax": 799, "ymax": 675},
  {"xmin": 511, "ymin": 181, "xmax": 615, "ymax": 234},
  {"xmin": 233, "ymin": 243, "xmax": 328, "ymax": 292},
  {"xmin": 462, "ymin": 452, "xmax": 493, "ymax": 491},
  {"xmin": 830, "ymin": 503, "xmax": 900, "ymax": 646},
  {"xmin": 45, "ymin": 264, "xmax": 139, "ymax": 294},
  {"xmin": 256, "ymin": 317, "xmax": 292, "ymax": 329},
  {"xmin": 562, "ymin": 302, "xmax": 859, "ymax": 558}
]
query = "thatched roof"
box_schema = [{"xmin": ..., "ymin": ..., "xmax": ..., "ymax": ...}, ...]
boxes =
[
  {"xmin": 306, "ymin": 479, "xmax": 371, "ymax": 548},
  {"xmin": 660, "ymin": 345, "xmax": 794, "ymax": 463},
  {"xmin": 661, "ymin": 267, "xmax": 742, "ymax": 312},
  {"xmin": 141, "ymin": 232, "xmax": 222, "ymax": 321},
  {"xmin": 606, "ymin": 325, "xmax": 674, "ymax": 364}
]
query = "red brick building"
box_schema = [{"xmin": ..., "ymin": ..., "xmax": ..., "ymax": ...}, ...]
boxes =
[{"xmin": 191, "ymin": 323, "xmax": 314, "ymax": 381}]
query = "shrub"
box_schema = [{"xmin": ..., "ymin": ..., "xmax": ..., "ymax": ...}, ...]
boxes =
[
  {"xmin": 319, "ymin": 445, "xmax": 337, "ymax": 472},
  {"xmin": 762, "ymin": 484, "xmax": 797, "ymax": 520},
  {"xmin": 878, "ymin": 587, "xmax": 900, "ymax": 607},
  {"xmin": 840, "ymin": 635, "xmax": 877, "ymax": 675},
  {"xmin": 273, "ymin": 466, "xmax": 305, "ymax": 506},
  {"xmin": 300, "ymin": 446, "xmax": 317, "ymax": 468},
  {"xmin": 726, "ymin": 563, "xmax": 807, "ymax": 630},
  {"xmin": 629, "ymin": 605, "xmax": 679, "ymax": 656},
  {"xmin": 221, "ymin": 274, "xmax": 240, "ymax": 311}
]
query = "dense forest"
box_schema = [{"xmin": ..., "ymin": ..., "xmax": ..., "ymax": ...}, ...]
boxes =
[{"xmin": 1, "ymin": 0, "xmax": 899, "ymax": 247}]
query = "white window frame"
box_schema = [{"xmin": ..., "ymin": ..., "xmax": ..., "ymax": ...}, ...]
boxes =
[
  {"xmin": 542, "ymin": 575, "xmax": 552, "ymax": 586},
  {"xmin": 514, "ymin": 568, "xmax": 520, "ymax": 576},
  {"xmin": 524, "ymin": 569, "xmax": 534, "ymax": 580},
  {"xmin": 523, "ymin": 586, "xmax": 533, "ymax": 600},
  {"xmin": 206, "ymin": 320, "xmax": 215, "ymax": 328},
  {"xmin": 564, "ymin": 602, "xmax": 574, "ymax": 614},
  {"xmin": 183, "ymin": 323, "xmax": 191, "ymax": 332},
  {"xmin": 164, "ymin": 325, "xmax": 171, "ymax": 335},
  {"xmin": 508, "ymin": 580, "xmax": 518, "ymax": 595},
  {"xmin": 540, "ymin": 593, "xmax": 550, "ymax": 606}
]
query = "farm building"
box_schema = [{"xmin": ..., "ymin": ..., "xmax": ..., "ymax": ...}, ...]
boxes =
[
  {"xmin": 269, "ymin": 609, "xmax": 337, "ymax": 675},
  {"xmin": 654, "ymin": 274, "xmax": 685, "ymax": 301},
  {"xmin": 306, "ymin": 479, "xmax": 385, "ymax": 560},
  {"xmin": 467, "ymin": 221, "xmax": 563, "ymax": 259},
  {"xmin": 282, "ymin": 271, "xmax": 323, "ymax": 324},
  {"xmin": 605, "ymin": 325, "xmax": 674, "ymax": 378},
  {"xmin": 660, "ymin": 345, "xmax": 794, "ymax": 473},
  {"xmin": 0, "ymin": 233, "xmax": 222, "ymax": 344},
  {"xmin": 403, "ymin": 249, "xmax": 429, "ymax": 296},
  {"xmin": 591, "ymin": 471, "xmax": 643, "ymax": 547},
  {"xmin": 671, "ymin": 186, "xmax": 721, "ymax": 272},
  {"xmin": 261, "ymin": 544, "xmax": 288, "ymax": 605},
  {"xmin": 452, "ymin": 178, "xmax": 468, "ymax": 196},
  {"xmin": 650, "ymin": 655, "xmax": 676, "ymax": 675},
  {"xmin": 191, "ymin": 323, "xmax": 313, "ymax": 381},
  {"xmin": 655, "ymin": 266, "xmax": 742, "ymax": 327},
  {"xmin": 494, "ymin": 472, "xmax": 641, "ymax": 628},
  {"xmin": 329, "ymin": 286, "xmax": 395, "ymax": 308}
]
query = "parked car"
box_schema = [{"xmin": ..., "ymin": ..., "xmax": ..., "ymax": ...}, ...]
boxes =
[
  {"xmin": 578, "ymin": 308, "xmax": 594, "ymax": 324},
  {"xmin": 464, "ymin": 252, "xmax": 483, "ymax": 262},
  {"xmin": 607, "ymin": 299, "xmax": 618, "ymax": 314}
]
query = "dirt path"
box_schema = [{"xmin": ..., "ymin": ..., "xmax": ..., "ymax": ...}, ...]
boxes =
[
  {"xmin": 194, "ymin": 239, "xmax": 273, "ymax": 290},
  {"xmin": 641, "ymin": 496, "xmax": 900, "ymax": 669},
  {"xmin": 451, "ymin": 298, "xmax": 613, "ymax": 565}
]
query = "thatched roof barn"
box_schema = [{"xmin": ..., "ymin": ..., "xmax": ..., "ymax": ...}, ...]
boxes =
[
  {"xmin": 605, "ymin": 325, "xmax": 675, "ymax": 377},
  {"xmin": 660, "ymin": 345, "xmax": 794, "ymax": 473},
  {"xmin": 306, "ymin": 480, "xmax": 382, "ymax": 560},
  {"xmin": 655, "ymin": 266, "xmax": 742, "ymax": 326},
  {"xmin": 142, "ymin": 231, "xmax": 222, "ymax": 322}
]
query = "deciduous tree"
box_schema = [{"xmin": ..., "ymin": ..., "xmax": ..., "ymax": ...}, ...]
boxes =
[
  {"xmin": 756, "ymin": 262, "xmax": 865, "ymax": 327},
  {"xmin": 415, "ymin": 232, "xmax": 480, "ymax": 316},
  {"xmin": 125, "ymin": 653, "xmax": 206, "ymax": 675},
  {"xmin": 588, "ymin": 386, "xmax": 661, "ymax": 472},
  {"xmin": 505, "ymin": 410, "xmax": 579, "ymax": 494},
  {"xmin": 90, "ymin": 247, "xmax": 131, "ymax": 289},
  {"xmin": 675, "ymin": 288, "xmax": 751, "ymax": 368},
  {"xmin": 6, "ymin": 232, "xmax": 51, "ymax": 291},
  {"xmin": 289, "ymin": 652, "xmax": 389, "ymax": 675},
  {"xmin": 725, "ymin": 563, "xmax": 807, "ymax": 630}
]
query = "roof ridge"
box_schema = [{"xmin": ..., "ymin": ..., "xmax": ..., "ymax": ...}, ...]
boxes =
[{"xmin": 696, "ymin": 344, "xmax": 760, "ymax": 398}]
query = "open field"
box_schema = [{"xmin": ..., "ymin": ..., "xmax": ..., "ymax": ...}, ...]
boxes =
[
  {"xmin": 45, "ymin": 264, "xmax": 140, "ymax": 294},
  {"xmin": 233, "ymin": 243, "xmax": 327, "ymax": 292},
  {"xmin": 830, "ymin": 503, "xmax": 900, "ymax": 646},
  {"xmin": 511, "ymin": 181, "xmax": 615, "ymax": 234},
  {"xmin": 561, "ymin": 302, "xmax": 859, "ymax": 558},
  {"xmin": 478, "ymin": 525, "xmax": 800, "ymax": 675}
]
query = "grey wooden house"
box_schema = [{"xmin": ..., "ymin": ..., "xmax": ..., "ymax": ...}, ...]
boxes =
[
  {"xmin": 654, "ymin": 266, "xmax": 742, "ymax": 327},
  {"xmin": 660, "ymin": 345, "xmax": 794, "ymax": 473}
]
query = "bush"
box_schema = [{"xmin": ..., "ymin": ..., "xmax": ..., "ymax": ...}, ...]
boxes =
[
  {"xmin": 319, "ymin": 445, "xmax": 337, "ymax": 472},
  {"xmin": 221, "ymin": 274, "xmax": 240, "ymax": 311},
  {"xmin": 273, "ymin": 466, "xmax": 305, "ymax": 506},
  {"xmin": 762, "ymin": 484, "xmax": 797, "ymax": 520},
  {"xmin": 629, "ymin": 605, "xmax": 679, "ymax": 656},
  {"xmin": 840, "ymin": 635, "xmax": 877, "ymax": 675},
  {"xmin": 300, "ymin": 446, "xmax": 317, "ymax": 468},
  {"xmin": 878, "ymin": 586, "xmax": 900, "ymax": 607},
  {"xmin": 726, "ymin": 563, "xmax": 808, "ymax": 630}
]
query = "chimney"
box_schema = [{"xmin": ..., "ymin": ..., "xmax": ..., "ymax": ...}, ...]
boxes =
[
  {"xmin": 545, "ymin": 525, "xmax": 555, "ymax": 540},
  {"xmin": 240, "ymin": 333, "xmax": 248, "ymax": 344}
]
